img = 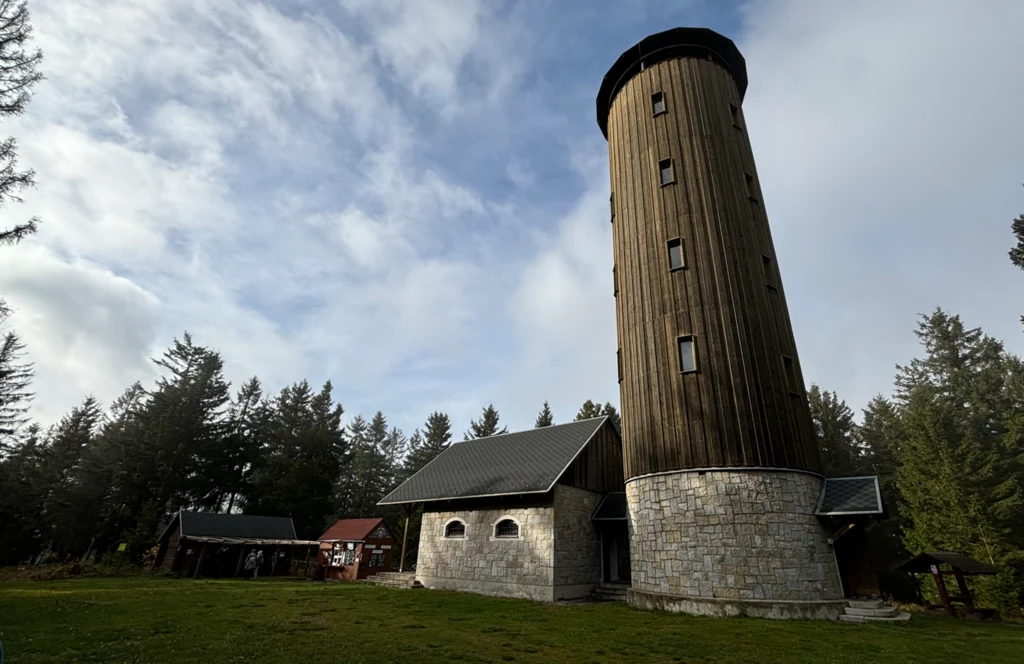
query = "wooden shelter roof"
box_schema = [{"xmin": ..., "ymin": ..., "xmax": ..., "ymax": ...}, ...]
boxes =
[{"xmin": 896, "ymin": 552, "xmax": 999, "ymax": 576}]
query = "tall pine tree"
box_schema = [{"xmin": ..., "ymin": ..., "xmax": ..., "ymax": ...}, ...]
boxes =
[
  {"xmin": 807, "ymin": 384, "xmax": 864, "ymax": 477},
  {"xmin": 404, "ymin": 411, "xmax": 451, "ymax": 475},
  {"xmin": 534, "ymin": 401, "xmax": 554, "ymax": 428}
]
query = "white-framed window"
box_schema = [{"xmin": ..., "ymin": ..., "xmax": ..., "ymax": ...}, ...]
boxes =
[
  {"xmin": 492, "ymin": 518, "xmax": 521, "ymax": 539},
  {"xmin": 443, "ymin": 518, "xmax": 466, "ymax": 539}
]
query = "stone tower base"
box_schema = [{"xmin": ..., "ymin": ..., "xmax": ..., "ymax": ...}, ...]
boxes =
[{"xmin": 625, "ymin": 469, "xmax": 844, "ymax": 619}]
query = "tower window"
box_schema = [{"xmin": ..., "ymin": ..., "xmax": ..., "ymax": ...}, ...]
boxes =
[
  {"xmin": 613, "ymin": 265, "xmax": 618, "ymax": 296},
  {"xmin": 610, "ymin": 192, "xmax": 615, "ymax": 224},
  {"xmin": 668, "ymin": 238, "xmax": 684, "ymax": 271},
  {"xmin": 730, "ymin": 103, "xmax": 742, "ymax": 129},
  {"xmin": 782, "ymin": 355, "xmax": 800, "ymax": 396},
  {"xmin": 745, "ymin": 173, "xmax": 757, "ymax": 202},
  {"xmin": 617, "ymin": 348, "xmax": 623, "ymax": 383},
  {"xmin": 659, "ymin": 159, "xmax": 675, "ymax": 186},
  {"xmin": 652, "ymin": 91, "xmax": 666, "ymax": 116},
  {"xmin": 762, "ymin": 254, "xmax": 776, "ymax": 288},
  {"xmin": 678, "ymin": 336, "xmax": 697, "ymax": 374},
  {"xmin": 679, "ymin": 338, "xmax": 696, "ymax": 372}
]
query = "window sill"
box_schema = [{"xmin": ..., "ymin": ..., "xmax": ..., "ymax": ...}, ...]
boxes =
[
  {"xmin": 489, "ymin": 536, "xmax": 525, "ymax": 542},
  {"xmin": 680, "ymin": 369, "xmax": 698, "ymax": 375},
  {"xmin": 653, "ymin": 110, "xmax": 667, "ymax": 118},
  {"xmin": 670, "ymin": 266, "xmax": 685, "ymax": 273},
  {"xmin": 661, "ymin": 181, "xmax": 676, "ymax": 188},
  {"xmin": 766, "ymin": 283, "xmax": 778, "ymax": 291}
]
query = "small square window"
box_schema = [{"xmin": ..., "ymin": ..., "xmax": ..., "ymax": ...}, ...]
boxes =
[
  {"xmin": 761, "ymin": 254, "xmax": 776, "ymax": 287},
  {"xmin": 617, "ymin": 348, "xmax": 623, "ymax": 384},
  {"xmin": 667, "ymin": 238, "xmax": 683, "ymax": 271},
  {"xmin": 613, "ymin": 265, "xmax": 618, "ymax": 296},
  {"xmin": 745, "ymin": 173, "xmax": 757, "ymax": 201},
  {"xmin": 730, "ymin": 103, "xmax": 742, "ymax": 129},
  {"xmin": 652, "ymin": 91, "xmax": 666, "ymax": 116},
  {"xmin": 610, "ymin": 192, "xmax": 615, "ymax": 223},
  {"xmin": 678, "ymin": 336, "xmax": 696, "ymax": 374},
  {"xmin": 659, "ymin": 159, "xmax": 675, "ymax": 186},
  {"xmin": 782, "ymin": 355, "xmax": 801, "ymax": 396}
]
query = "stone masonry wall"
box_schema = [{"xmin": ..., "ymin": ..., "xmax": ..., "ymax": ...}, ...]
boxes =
[
  {"xmin": 552, "ymin": 484, "xmax": 603, "ymax": 598},
  {"xmin": 417, "ymin": 503, "xmax": 554, "ymax": 601},
  {"xmin": 626, "ymin": 470, "xmax": 843, "ymax": 602}
]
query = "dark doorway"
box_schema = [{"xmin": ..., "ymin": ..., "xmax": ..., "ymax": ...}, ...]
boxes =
[
  {"xmin": 833, "ymin": 523, "xmax": 880, "ymax": 598},
  {"xmin": 601, "ymin": 523, "xmax": 631, "ymax": 584}
]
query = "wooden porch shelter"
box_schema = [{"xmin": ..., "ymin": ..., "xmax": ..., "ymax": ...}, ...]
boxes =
[{"xmin": 896, "ymin": 552, "xmax": 999, "ymax": 620}]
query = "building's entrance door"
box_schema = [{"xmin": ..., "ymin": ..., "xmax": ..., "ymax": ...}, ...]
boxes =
[{"xmin": 601, "ymin": 523, "xmax": 631, "ymax": 584}]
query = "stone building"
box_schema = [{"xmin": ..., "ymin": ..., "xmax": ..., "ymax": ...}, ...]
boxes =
[{"xmin": 378, "ymin": 417, "xmax": 626, "ymax": 602}]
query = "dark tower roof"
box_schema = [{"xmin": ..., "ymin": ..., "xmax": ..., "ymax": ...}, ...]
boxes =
[{"xmin": 596, "ymin": 27, "xmax": 748, "ymax": 138}]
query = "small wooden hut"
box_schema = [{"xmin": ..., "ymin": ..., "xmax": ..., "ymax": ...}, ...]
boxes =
[
  {"xmin": 153, "ymin": 510, "xmax": 320, "ymax": 578},
  {"xmin": 316, "ymin": 518, "xmax": 396, "ymax": 582}
]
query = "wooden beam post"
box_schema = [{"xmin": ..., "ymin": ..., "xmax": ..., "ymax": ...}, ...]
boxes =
[
  {"xmin": 954, "ymin": 570, "xmax": 975, "ymax": 611},
  {"xmin": 303, "ymin": 546, "xmax": 312, "ymax": 578},
  {"xmin": 931, "ymin": 565, "xmax": 955, "ymax": 617},
  {"xmin": 234, "ymin": 546, "xmax": 246, "ymax": 578},
  {"xmin": 192, "ymin": 543, "xmax": 207, "ymax": 579},
  {"xmin": 400, "ymin": 505, "xmax": 412, "ymax": 573},
  {"xmin": 270, "ymin": 547, "xmax": 280, "ymax": 577}
]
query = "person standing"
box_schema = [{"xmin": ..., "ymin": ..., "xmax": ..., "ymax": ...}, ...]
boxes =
[
  {"xmin": 255, "ymin": 550, "xmax": 265, "ymax": 579},
  {"xmin": 244, "ymin": 550, "xmax": 258, "ymax": 580}
]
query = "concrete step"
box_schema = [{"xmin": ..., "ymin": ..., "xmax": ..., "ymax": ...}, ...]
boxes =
[
  {"xmin": 839, "ymin": 611, "xmax": 911, "ymax": 623},
  {"xmin": 845, "ymin": 606, "xmax": 900, "ymax": 618},
  {"xmin": 592, "ymin": 584, "xmax": 629, "ymax": 602},
  {"xmin": 847, "ymin": 599, "xmax": 885, "ymax": 610}
]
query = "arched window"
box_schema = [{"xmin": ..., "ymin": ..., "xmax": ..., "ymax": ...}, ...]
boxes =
[
  {"xmin": 494, "ymin": 519, "xmax": 520, "ymax": 539},
  {"xmin": 444, "ymin": 520, "xmax": 466, "ymax": 539}
]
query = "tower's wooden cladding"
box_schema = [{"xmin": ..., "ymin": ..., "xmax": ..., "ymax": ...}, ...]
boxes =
[{"xmin": 601, "ymin": 30, "xmax": 822, "ymax": 479}]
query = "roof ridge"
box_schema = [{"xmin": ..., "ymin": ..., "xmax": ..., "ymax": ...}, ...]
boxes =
[{"xmin": 460, "ymin": 415, "xmax": 608, "ymax": 443}]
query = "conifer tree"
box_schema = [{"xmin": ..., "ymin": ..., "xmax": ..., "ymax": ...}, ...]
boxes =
[
  {"xmin": 600, "ymin": 402, "xmax": 621, "ymax": 432},
  {"xmin": 464, "ymin": 404, "xmax": 507, "ymax": 440},
  {"xmin": 404, "ymin": 411, "xmax": 451, "ymax": 475},
  {"xmin": 0, "ymin": 0, "xmax": 44, "ymax": 247},
  {"xmin": 807, "ymin": 384, "xmax": 864, "ymax": 477},
  {"xmin": 894, "ymin": 310, "xmax": 1024, "ymax": 611},
  {"xmin": 40, "ymin": 396, "xmax": 103, "ymax": 556},
  {"xmin": 0, "ymin": 303, "xmax": 32, "ymax": 449},
  {"xmin": 575, "ymin": 400, "xmax": 603, "ymax": 421},
  {"xmin": 534, "ymin": 401, "xmax": 554, "ymax": 428},
  {"xmin": 1008, "ymin": 183, "xmax": 1024, "ymax": 326},
  {"xmin": 0, "ymin": 422, "xmax": 44, "ymax": 563}
]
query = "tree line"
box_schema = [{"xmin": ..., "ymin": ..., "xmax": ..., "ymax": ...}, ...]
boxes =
[{"xmin": 0, "ymin": 328, "xmax": 623, "ymax": 565}]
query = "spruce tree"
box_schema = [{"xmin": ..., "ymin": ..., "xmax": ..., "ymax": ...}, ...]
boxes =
[
  {"xmin": 894, "ymin": 310, "xmax": 1024, "ymax": 612},
  {"xmin": 0, "ymin": 422, "xmax": 44, "ymax": 563},
  {"xmin": 0, "ymin": 0, "xmax": 44, "ymax": 247},
  {"xmin": 40, "ymin": 396, "xmax": 103, "ymax": 557},
  {"xmin": 1008, "ymin": 183, "xmax": 1024, "ymax": 325},
  {"xmin": 600, "ymin": 402, "xmax": 621, "ymax": 432},
  {"xmin": 0, "ymin": 304, "xmax": 32, "ymax": 449},
  {"xmin": 464, "ymin": 404, "xmax": 507, "ymax": 440},
  {"xmin": 404, "ymin": 411, "xmax": 451, "ymax": 475},
  {"xmin": 535, "ymin": 401, "xmax": 554, "ymax": 428},
  {"xmin": 575, "ymin": 400, "xmax": 603, "ymax": 421},
  {"xmin": 807, "ymin": 384, "xmax": 864, "ymax": 477}
]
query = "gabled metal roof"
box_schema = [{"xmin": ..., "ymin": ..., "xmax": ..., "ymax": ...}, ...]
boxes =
[
  {"xmin": 378, "ymin": 417, "xmax": 611, "ymax": 505},
  {"xmin": 815, "ymin": 476, "xmax": 885, "ymax": 516},
  {"xmin": 179, "ymin": 511, "xmax": 297, "ymax": 540},
  {"xmin": 896, "ymin": 552, "xmax": 999, "ymax": 576}
]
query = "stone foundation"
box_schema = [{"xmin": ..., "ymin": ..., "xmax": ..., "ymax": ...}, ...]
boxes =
[{"xmin": 626, "ymin": 469, "xmax": 843, "ymax": 613}]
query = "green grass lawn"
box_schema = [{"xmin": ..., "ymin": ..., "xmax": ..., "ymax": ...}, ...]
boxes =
[{"xmin": 0, "ymin": 578, "xmax": 1021, "ymax": 663}]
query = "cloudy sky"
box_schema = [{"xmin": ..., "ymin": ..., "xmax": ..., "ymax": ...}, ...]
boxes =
[{"xmin": 1, "ymin": 0, "xmax": 1021, "ymax": 439}]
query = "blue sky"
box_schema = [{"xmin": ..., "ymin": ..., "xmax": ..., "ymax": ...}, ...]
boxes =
[{"xmin": 1, "ymin": 0, "xmax": 1022, "ymax": 440}]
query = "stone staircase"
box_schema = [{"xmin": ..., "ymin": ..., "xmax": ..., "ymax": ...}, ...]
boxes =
[
  {"xmin": 362, "ymin": 571, "xmax": 423, "ymax": 589},
  {"xmin": 839, "ymin": 599, "xmax": 911, "ymax": 623},
  {"xmin": 591, "ymin": 582, "xmax": 630, "ymax": 602}
]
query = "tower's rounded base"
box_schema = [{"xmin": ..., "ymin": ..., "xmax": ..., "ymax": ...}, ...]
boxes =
[
  {"xmin": 627, "ymin": 588, "xmax": 847, "ymax": 620},
  {"xmin": 626, "ymin": 469, "xmax": 844, "ymax": 613}
]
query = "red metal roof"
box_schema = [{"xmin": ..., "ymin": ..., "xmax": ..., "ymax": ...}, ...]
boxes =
[{"xmin": 318, "ymin": 518, "xmax": 390, "ymax": 542}]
